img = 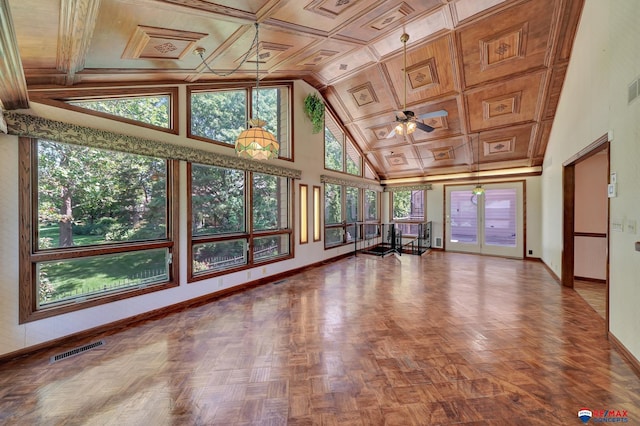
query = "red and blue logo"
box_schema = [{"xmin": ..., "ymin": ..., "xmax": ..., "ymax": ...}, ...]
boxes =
[
  {"xmin": 578, "ymin": 409, "xmax": 593, "ymax": 424},
  {"xmin": 578, "ymin": 408, "xmax": 629, "ymax": 423}
]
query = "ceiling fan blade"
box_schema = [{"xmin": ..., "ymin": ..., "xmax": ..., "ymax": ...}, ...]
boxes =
[
  {"xmin": 417, "ymin": 110, "xmax": 448, "ymax": 120},
  {"xmin": 386, "ymin": 127, "xmax": 398, "ymax": 138},
  {"xmin": 415, "ymin": 121, "xmax": 435, "ymax": 133}
]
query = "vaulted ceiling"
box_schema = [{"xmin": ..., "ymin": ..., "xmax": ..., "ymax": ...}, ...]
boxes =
[{"xmin": 1, "ymin": 0, "xmax": 584, "ymax": 181}]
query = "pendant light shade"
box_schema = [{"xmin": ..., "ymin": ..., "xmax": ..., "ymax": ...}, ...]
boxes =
[
  {"xmin": 234, "ymin": 23, "xmax": 279, "ymax": 160},
  {"xmin": 235, "ymin": 118, "xmax": 279, "ymax": 160}
]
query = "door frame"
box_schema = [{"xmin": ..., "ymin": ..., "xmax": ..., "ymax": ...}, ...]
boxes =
[
  {"xmin": 443, "ymin": 180, "xmax": 526, "ymax": 258},
  {"xmin": 562, "ymin": 133, "xmax": 610, "ymax": 329}
]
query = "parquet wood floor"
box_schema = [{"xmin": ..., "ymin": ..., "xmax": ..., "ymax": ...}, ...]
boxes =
[
  {"xmin": 1, "ymin": 252, "xmax": 639, "ymax": 425},
  {"xmin": 573, "ymin": 279, "xmax": 606, "ymax": 319}
]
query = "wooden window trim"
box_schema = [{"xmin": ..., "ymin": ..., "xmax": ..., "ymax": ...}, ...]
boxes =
[
  {"xmin": 186, "ymin": 82, "xmax": 294, "ymax": 161},
  {"xmin": 19, "ymin": 138, "xmax": 180, "ymax": 324},
  {"xmin": 323, "ymin": 108, "xmax": 365, "ymax": 177},
  {"xmin": 28, "ymin": 87, "xmax": 179, "ymax": 135},
  {"xmin": 187, "ymin": 163, "xmax": 294, "ymax": 283},
  {"xmin": 323, "ymin": 184, "xmax": 366, "ymax": 250},
  {"xmin": 390, "ymin": 189, "xmax": 426, "ymax": 222}
]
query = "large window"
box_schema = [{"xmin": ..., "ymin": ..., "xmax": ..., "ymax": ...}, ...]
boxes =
[
  {"xmin": 68, "ymin": 95, "xmax": 172, "ymax": 129},
  {"xmin": 37, "ymin": 87, "xmax": 179, "ymax": 134},
  {"xmin": 324, "ymin": 114, "xmax": 361, "ymax": 175},
  {"xmin": 189, "ymin": 164, "xmax": 292, "ymax": 280},
  {"xmin": 324, "ymin": 183, "xmax": 379, "ymax": 248},
  {"xmin": 190, "ymin": 89, "xmax": 247, "ymax": 145},
  {"xmin": 364, "ymin": 189, "xmax": 378, "ymax": 221},
  {"xmin": 392, "ymin": 189, "xmax": 425, "ymax": 236},
  {"xmin": 19, "ymin": 139, "xmax": 179, "ymax": 322},
  {"xmin": 188, "ymin": 84, "xmax": 292, "ymax": 160}
]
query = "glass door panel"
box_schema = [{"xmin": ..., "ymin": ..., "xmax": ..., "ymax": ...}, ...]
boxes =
[
  {"xmin": 450, "ymin": 190, "xmax": 478, "ymax": 244},
  {"xmin": 484, "ymin": 188, "xmax": 517, "ymax": 247},
  {"xmin": 445, "ymin": 182, "xmax": 523, "ymax": 258}
]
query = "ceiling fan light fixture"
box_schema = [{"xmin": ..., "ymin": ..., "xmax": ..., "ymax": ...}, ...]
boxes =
[{"xmin": 395, "ymin": 121, "xmax": 417, "ymax": 136}]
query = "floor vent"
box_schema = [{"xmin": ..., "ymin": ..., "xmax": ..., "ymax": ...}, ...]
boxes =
[
  {"xmin": 50, "ymin": 340, "xmax": 104, "ymax": 363},
  {"xmin": 273, "ymin": 279, "xmax": 287, "ymax": 285}
]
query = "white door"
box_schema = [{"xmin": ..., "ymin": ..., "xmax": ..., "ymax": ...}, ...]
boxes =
[{"xmin": 445, "ymin": 182, "xmax": 524, "ymax": 258}]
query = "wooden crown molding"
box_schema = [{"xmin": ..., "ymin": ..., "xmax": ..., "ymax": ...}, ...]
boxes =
[{"xmin": 0, "ymin": 0, "xmax": 29, "ymax": 110}]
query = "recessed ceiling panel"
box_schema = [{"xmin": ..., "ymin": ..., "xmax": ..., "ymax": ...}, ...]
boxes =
[
  {"xmin": 270, "ymin": 0, "xmax": 385, "ymax": 34},
  {"xmin": 315, "ymin": 47, "xmax": 377, "ymax": 84},
  {"xmin": 335, "ymin": 0, "xmax": 440, "ymax": 43},
  {"xmin": 415, "ymin": 137, "xmax": 469, "ymax": 169},
  {"xmin": 457, "ymin": 0, "xmax": 556, "ymax": 88},
  {"xmin": 332, "ymin": 67, "xmax": 396, "ymax": 121},
  {"xmin": 465, "ymin": 71, "xmax": 544, "ymax": 132},
  {"xmin": 385, "ymin": 35, "xmax": 458, "ymax": 107}
]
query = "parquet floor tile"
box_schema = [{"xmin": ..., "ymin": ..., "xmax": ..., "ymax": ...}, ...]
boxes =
[{"xmin": 1, "ymin": 252, "xmax": 639, "ymax": 425}]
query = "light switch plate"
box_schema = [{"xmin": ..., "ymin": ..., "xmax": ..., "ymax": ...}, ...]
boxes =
[{"xmin": 628, "ymin": 220, "xmax": 637, "ymax": 234}]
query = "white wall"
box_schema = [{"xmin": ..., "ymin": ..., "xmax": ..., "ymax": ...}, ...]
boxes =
[
  {"xmin": 0, "ymin": 80, "xmax": 359, "ymax": 357},
  {"xmin": 542, "ymin": 0, "xmax": 640, "ymax": 359}
]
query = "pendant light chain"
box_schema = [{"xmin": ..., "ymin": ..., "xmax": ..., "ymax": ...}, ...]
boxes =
[
  {"xmin": 196, "ymin": 25, "xmax": 259, "ymax": 77},
  {"xmin": 402, "ymin": 34, "xmax": 407, "ymax": 111},
  {"xmin": 254, "ymin": 22, "xmax": 260, "ymax": 122}
]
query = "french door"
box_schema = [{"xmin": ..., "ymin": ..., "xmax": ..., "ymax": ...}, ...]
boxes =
[{"xmin": 445, "ymin": 182, "xmax": 524, "ymax": 258}]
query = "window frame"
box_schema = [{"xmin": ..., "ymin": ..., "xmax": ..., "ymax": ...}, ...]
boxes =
[
  {"xmin": 19, "ymin": 138, "xmax": 180, "ymax": 323},
  {"xmin": 323, "ymin": 184, "xmax": 380, "ymax": 249},
  {"xmin": 187, "ymin": 82, "xmax": 293, "ymax": 161},
  {"xmin": 187, "ymin": 163, "xmax": 294, "ymax": 282},
  {"xmin": 391, "ymin": 189, "xmax": 426, "ymax": 236},
  {"xmin": 323, "ymin": 111, "xmax": 362, "ymax": 176},
  {"xmin": 28, "ymin": 87, "xmax": 179, "ymax": 135}
]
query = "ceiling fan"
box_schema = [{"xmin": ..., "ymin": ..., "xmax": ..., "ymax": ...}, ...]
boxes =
[{"xmin": 386, "ymin": 33, "xmax": 448, "ymax": 138}]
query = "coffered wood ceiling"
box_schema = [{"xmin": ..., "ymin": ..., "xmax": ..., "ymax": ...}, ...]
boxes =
[{"xmin": 1, "ymin": 0, "xmax": 584, "ymax": 181}]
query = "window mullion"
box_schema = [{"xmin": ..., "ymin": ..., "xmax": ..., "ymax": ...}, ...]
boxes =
[{"xmin": 247, "ymin": 171, "xmax": 254, "ymax": 266}]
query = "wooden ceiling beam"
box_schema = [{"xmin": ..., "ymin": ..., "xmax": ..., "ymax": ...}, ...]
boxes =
[
  {"xmin": 57, "ymin": 0, "xmax": 101, "ymax": 86},
  {"xmin": 0, "ymin": 0, "xmax": 29, "ymax": 110}
]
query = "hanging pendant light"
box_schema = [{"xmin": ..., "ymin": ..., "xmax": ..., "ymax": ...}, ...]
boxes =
[
  {"xmin": 472, "ymin": 133, "xmax": 484, "ymax": 196},
  {"xmin": 235, "ymin": 23, "xmax": 279, "ymax": 160}
]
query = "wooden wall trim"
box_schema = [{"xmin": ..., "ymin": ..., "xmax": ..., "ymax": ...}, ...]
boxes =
[
  {"xmin": 563, "ymin": 133, "xmax": 609, "ymax": 166},
  {"xmin": 561, "ymin": 163, "xmax": 575, "ymax": 288},
  {"xmin": 0, "ymin": 252, "xmax": 353, "ymax": 364},
  {"xmin": 574, "ymin": 276, "xmax": 606, "ymax": 284},
  {"xmin": 609, "ymin": 332, "xmax": 640, "ymax": 378},
  {"xmin": 574, "ymin": 232, "xmax": 607, "ymax": 238}
]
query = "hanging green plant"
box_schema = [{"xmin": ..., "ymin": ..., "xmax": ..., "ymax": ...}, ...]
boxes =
[{"xmin": 303, "ymin": 93, "xmax": 325, "ymax": 134}]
